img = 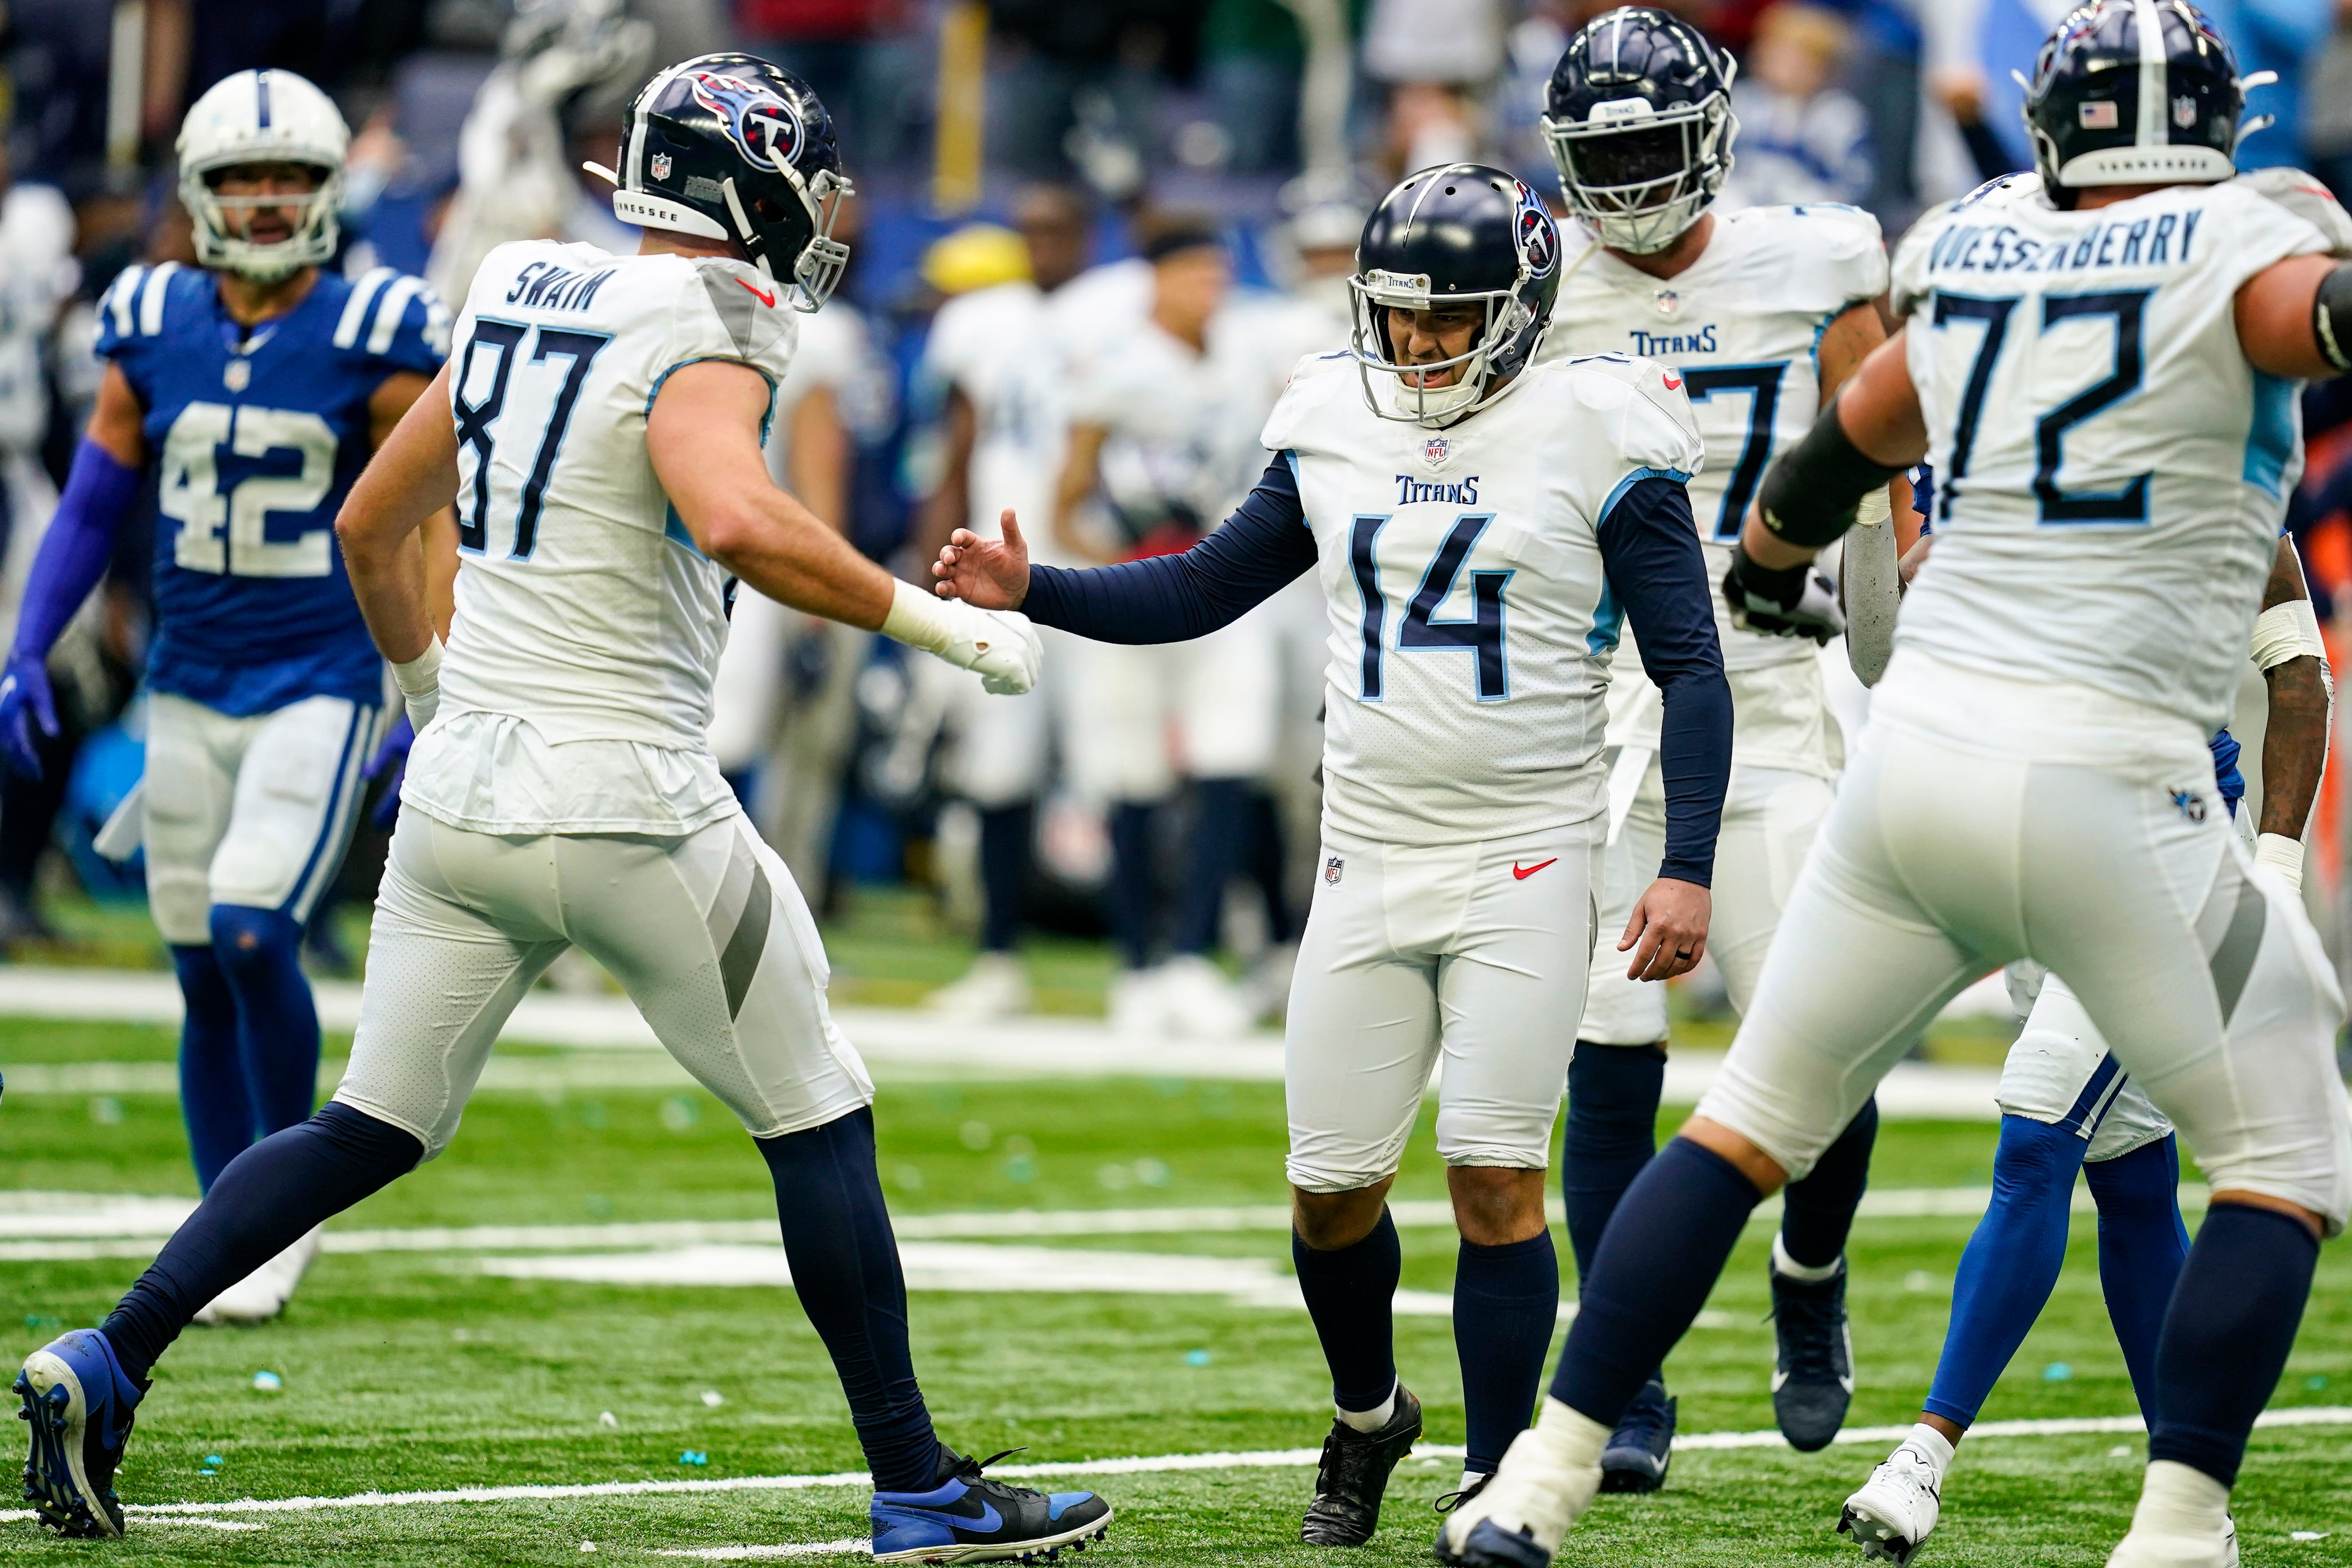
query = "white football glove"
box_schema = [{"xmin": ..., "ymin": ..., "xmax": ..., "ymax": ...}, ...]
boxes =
[{"xmin": 882, "ymin": 581, "xmax": 1045, "ymax": 696}]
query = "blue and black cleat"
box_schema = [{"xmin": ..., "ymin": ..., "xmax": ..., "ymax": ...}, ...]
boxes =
[
  {"xmin": 872, "ymin": 1447, "xmax": 1112, "ymax": 1565},
  {"xmin": 1771, "ymin": 1256, "xmax": 1855, "ymax": 1452},
  {"xmin": 16, "ymin": 1329, "xmax": 144, "ymax": 1537},
  {"xmin": 1597, "ymin": 1378, "xmax": 1676, "ymax": 1493}
]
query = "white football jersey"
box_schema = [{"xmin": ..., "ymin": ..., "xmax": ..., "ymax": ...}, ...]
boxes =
[
  {"xmin": 923, "ymin": 280, "xmax": 1081, "ymax": 564},
  {"xmin": 1262, "ymin": 349, "xmax": 1706, "ymax": 846},
  {"xmin": 1890, "ymin": 171, "xmax": 2352, "ymax": 735},
  {"xmin": 1544, "ymin": 204, "xmax": 1886, "ymax": 772},
  {"xmin": 411, "ymin": 238, "xmax": 798, "ymax": 834}
]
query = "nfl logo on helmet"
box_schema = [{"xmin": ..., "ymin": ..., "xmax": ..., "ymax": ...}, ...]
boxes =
[{"xmin": 651, "ymin": 152, "xmax": 672, "ymax": 180}]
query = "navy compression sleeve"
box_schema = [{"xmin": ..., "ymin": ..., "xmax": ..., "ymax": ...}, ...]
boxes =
[
  {"xmin": 1020, "ymin": 453, "xmax": 1318, "ymax": 643},
  {"xmin": 1598, "ymin": 475, "xmax": 1731, "ymax": 886}
]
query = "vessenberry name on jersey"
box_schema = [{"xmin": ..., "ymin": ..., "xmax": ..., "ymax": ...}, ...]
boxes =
[
  {"xmin": 1395, "ymin": 474, "xmax": 1481, "ymax": 505},
  {"xmin": 502, "ymin": 261, "xmax": 619, "ymax": 313},
  {"xmin": 1628, "ymin": 326, "xmax": 1719, "ymax": 357},
  {"xmin": 1923, "ymin": 210, "xmax": 2201, "ymax": 278}
]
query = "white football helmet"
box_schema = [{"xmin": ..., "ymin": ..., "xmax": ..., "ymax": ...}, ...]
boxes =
[{"xmin": 177, "ymin": 69, "xmax": 350, "ymax": 281}]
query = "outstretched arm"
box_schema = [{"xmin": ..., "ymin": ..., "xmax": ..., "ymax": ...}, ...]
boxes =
[
  {"xmin": 2253, "ymin": 536, "xmax": 2331, "ymax": 887},
  {"xmin": 1600, "ymin": 475, "xmax": 1731, "ymax": 982},
  {"xmin": 933, "ymin": 452, "xmax": 1319, "ymax": 643}
]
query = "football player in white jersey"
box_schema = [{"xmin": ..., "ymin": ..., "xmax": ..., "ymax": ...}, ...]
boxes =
[
  {"xmin": 932, "ymin": 165, "xmax": 1732, "ymax": 1544},
  {"xmin": 1534, "ymin": 6, "xmax": 1914, "ymax": 1479},
  {"xmin": 917, "ymin": 185, "xmax": 1093, "ymax": 1020},
  {"xmin": 15, "ymin": 58, "xmax": 1114, "ymax": 1560},
  {"xmin": 1437, "ymin": 7, "xmax": 2352, "ymax": 1568}
]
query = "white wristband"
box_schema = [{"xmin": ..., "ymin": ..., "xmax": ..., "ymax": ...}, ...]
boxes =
[
  {"xmin": 2254, "ymin": 831, "xmax": 2306, "ymax": 894},
  {"xmin": 392, "ymin": 638, "xmax": 443, "ymax": 730},
  {"xmin": 880, "ymin": 578, "xmax": 955, "ymax": 655},
  {"xmin": 1854, "ymin": 486, "xmax": 1893, "ymax": 528},
  {"xmin": 2249, "ymin": 600, "xmax": 2326, "ymax": 672}
]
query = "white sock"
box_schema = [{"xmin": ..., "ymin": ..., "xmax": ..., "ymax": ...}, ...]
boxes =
[
  {"xmin": 1895, "ymin": 1423, "xmax": 1956, "ymax": 1477},
  {"xmin": 1772, "ymin": 1233, "xmax": 1844, "ymax": 1284},
  {"xmin": 1530, "ymin": 1395, "xmax": 1612, "ymax": 1471},
  {"xmin": 2128, "ymin": 1460, "xmax": 2231, "ymax": 1540},
  {"xmin": 1336, "ymin": 1380, "xmax": 1398, "ymax": 1433},
  {"xmin": 1460, "ymin": 1468, "xmax": 1488, "ymax": 1495}
]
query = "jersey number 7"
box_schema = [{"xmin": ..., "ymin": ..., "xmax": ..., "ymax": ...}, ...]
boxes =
[{"xmin": 453, "ymin": 319, "xmax": 612, "ymax": 557}]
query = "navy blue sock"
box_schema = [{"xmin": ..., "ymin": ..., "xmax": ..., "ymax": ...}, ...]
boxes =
[
  {"xmin": 1176, "ymin": 778, "xmax": 1248, "ymax": 955},
  {"xmin": 1562, "ymin": 1043, "xmax": 1666, "ymax": 1283},
  {"xmin": 173, "ymin": 943, "xmax": 251, "ymax": 1192},
  {"xmin": 1105, "ymin": 802, "xmax": 1156, "ymax": 970},
  {"xmin": 977, "ymin": 803, "xmax": 1031, "ymax": 954},
  {"xmin": 1549, "ymin": 1139, "xmax": 1760, "ymax": 1425},
  {"xmin": 755, "ymin": 1107, "xmax": 939, "ymax": 1493},
  {"xmin": 2147, "ymin": 1204, "xmax": 2318, "ymax": 1487},
  {"xmin": 208, "ymin": 905, "xmax": 321, "ymax": 1140},
  {"xmin": 1294, "ymin": 1208, "xmax": 1401, "ymax": 1412},
  {"xmin": 2084, "ymin": 1134, "xmax": 2192, "ymax": 1418},
  {"xmin": 1454, "ymin": 1232, "xmax": 1559, "ymax": 1474},
  {"xmin": 1780, "ymin": 1097, "xmax": 1879, "ymax": 1270},
  {"xmin": 1923, "ymin": 1114, "xmax": 2083, "ymax": 1426},
  {"xmin": 103, "ymin": 1103, "xmax": 421, "ymax": 1384}
]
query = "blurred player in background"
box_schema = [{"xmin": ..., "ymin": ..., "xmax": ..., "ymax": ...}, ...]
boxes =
[
  {"xmin": 1536, "ymin": 5, "xmax": 1906, "ymax": 1482},
  {"xmin": 1442, "ymin": 7, "xmax": 2352, "ymax": 1565},
  {"xmin": 0, "ymin": 70, "xmax": 449, "ymax": 1324},
  {"xmin": 17, "ymin": 58, "xmax": 1114, "ymax": 1561},
  {"xmin": 1048, "ymin": 215, "xmax": 1284, "ymax": 1036},
  {"xmin": 918, "ymin": 185, "xmax": 1093, "ymax": 1020}
]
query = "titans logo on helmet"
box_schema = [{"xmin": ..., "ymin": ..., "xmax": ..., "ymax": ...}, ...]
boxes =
[
  {"xmin": 686, "ymin": 71, "xmax": 803, "ymax": 168},
  {"xmin": 1513, "ymin": 182, "xmax": 1561, "ymax": 277}
]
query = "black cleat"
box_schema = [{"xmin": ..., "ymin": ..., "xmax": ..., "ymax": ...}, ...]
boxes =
[
  {"xmin": 1597, "ymin": 1378, "xmax": 1675, "ymax": 1493},
  {"xmin": 1303, "ymin": 1386, "xmax": 1423, "ymax": 1546},
  {"xmin": 870, "ymin": 1447, "xmax": 1113, "ymax": 1565},
  {"xmin": 1771, "ymin": 1258, "xmax": 1854, "ymax": 1452}
]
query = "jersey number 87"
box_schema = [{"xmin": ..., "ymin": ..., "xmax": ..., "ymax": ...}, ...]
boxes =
[{"xmin": 452, "ymin": 318, "xmax": 612, "ymax": 558}]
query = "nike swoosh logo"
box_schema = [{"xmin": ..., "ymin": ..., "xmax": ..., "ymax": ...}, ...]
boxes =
[
  {"xmin": 1662, "ymin": 374, "xmax": 1683, "ymax": 391},
  {"xmin": 737, "ymin": 278, "xmax": 777, "ymax": 308},
  {"xmin": 1511, "ymin": 859, "xmax": 1557, "ymax": 880},
  {"xmin": 897, "ymin": 1501, "xmax": 1001, "ymax": 1532}
]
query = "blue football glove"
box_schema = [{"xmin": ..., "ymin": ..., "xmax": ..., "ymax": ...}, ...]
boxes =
[
  {"xmin": 0, "ymin": 650, "xmax": 58, "ymax": 779},
  {"xmin": 366, "ymin": 713, "xmax": 414, "ymax": 830}
]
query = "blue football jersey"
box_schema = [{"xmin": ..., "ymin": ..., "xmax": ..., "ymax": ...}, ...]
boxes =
[{"xmin": 95, "ymin": 261, "xmax": 448, "ymax": 715}]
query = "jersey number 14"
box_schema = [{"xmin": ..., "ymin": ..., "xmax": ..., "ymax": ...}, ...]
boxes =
[
  {"xmin": 453, "ymin": 319, "xmax": 612, "ymax": 557},
  {"xmin": 1351, "ymin": 513, "xmax": 1510, "ymax": 701}
]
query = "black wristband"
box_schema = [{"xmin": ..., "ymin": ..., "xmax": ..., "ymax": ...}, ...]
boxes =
[
  {"xmin": 1756, "ymin": 395, "xmax": 1907, "ymax": 548},
  {"xmin": 2315, "ymin": 260, "xmax": 2352, "ymax": 374},
  {"xmin": 1726, "ymin": 540, "xmax": 1811, "ymax": 604}
]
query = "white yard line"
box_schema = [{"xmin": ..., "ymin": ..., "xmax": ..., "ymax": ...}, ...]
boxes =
[
  {"xmin": 5, "ymin": 1410, "xmax": 2345, "ymax": 1528},
  {"xmin": 0, "ymin": 965, "xmax": 2009, "ymax": 1115}
]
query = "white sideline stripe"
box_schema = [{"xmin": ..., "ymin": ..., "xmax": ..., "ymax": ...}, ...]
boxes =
[
  {"xmin": 7, "ymin": 1411, "xmax": 2348, "ymax": 1528},
  {"xmin": 0, "ymin": 966, "xmax": 2009, "ymax": 1115},
  {"xmin": 661, "ymin": 1539, "xmax": 871, "ymax": 1559}
]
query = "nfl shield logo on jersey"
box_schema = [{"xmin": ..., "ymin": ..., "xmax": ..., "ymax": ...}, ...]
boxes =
[
  {"xmin": 651, "ymin": 153, "xmax": 673, "ymax": 180},
  {"xmin": 1325, "ymin": 856, "xmax": 1344, "ymax": 885},
  {"xmin": 1423, "ymin": 436, "xmax": 1449, "ymax": 468}
]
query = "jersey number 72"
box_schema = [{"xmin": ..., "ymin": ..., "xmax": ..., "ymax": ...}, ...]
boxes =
[{"xmin": 453, "ymin": 319, "xmax": 612, "ymax": 558}]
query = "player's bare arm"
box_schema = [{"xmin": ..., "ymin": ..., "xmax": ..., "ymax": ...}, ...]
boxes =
[
  {"xmin": 788, "ymin": 383, "xmax": 852, "ymax": 537},
  {"xmin": 368, "ymin": 369, "xmax": 460, "ymax": 641},
  {"xmin": 85, "ymin": 364, "xmax": 148, "ymax": 468},
  {"xmin": 1049, "ymin": 421, "xmax": 1113, "ymax": 565},
  {"xmin": 339, "ymin": 363, "xmax": 460, "ymax": 668},
  {"xmin": 2254, "ymin": 536, "xmax": 2330, "ymax": 860},
  {"xmin": 912, "ymin": 384, "xmax": 978, "ymax": 566}
]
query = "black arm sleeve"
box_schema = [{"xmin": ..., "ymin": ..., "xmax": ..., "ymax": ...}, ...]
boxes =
[
  {"xmin": 1597, "ymin": 475, "xmax": 1732, "ymax": 887},
  {"xmin": 1019, "ymin": 453, "xmax": 1318, "ymax": 643}
]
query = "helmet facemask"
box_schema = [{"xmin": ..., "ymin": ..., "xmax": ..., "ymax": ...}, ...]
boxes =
[
  {"xmin": 1542, "ymin": 93, "xmax": 1734, "ymax": 254},
  {"xmin": 758, "ymin": 158, "xmax": 851, "ymax": 311},
  {"xmin": 182, "ymin": 158, "xmax": 344, "ymax": 282},
  {"xmin": 1349, "ymin": 269, "xmax": 1538, "ymax": 428}
]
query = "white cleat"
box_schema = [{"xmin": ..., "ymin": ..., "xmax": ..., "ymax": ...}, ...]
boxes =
[
  {"xmin": 1838, "ymin": 1446, "xmax": 1943, "ymax": 1565},
  {"xmin": 1432, "ymin": 1419, "xmax": 1601, "ymax": 1568},
  {"xmin": 926, "ymin": 952, "xmax": 1032, "ymax": 1021},
  {"xmin": 1106, "ymin": 967, "xmax": 1167, "ymax": 1036},
  {"xmin": 193, "ymin": 1226, "xmax": 322, "ymax": 1325},
  {"xmin": 2106, "ymin": 1463, "xmax": 2237, "ymax": 1568},
  {"xmin": 1155, "ymin": 955, "xmax": 1253, "ymax": 1038}
]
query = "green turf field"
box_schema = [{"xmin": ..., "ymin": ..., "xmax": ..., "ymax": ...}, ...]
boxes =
[{"xmin": 5, "ymin": 1006, "xmax": 2351, "ymax": 1564}]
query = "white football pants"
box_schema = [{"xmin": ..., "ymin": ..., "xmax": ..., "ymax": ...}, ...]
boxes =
[
  {"xmin": 1579, "ymin": 756, "xmax": 1835, "ymax": 1045},
  {"xmin": 1998, "ymin": 966, "xmax": 2175, "ymax": 1163},
  {"xmin": 334, "ymin": 806, "xmax": 874, "ymax": 1159},
  {"xmin": 1285, "ymin": 821, "xmax": 1601, "ymax": 1192},
  {"xmin": 1697, "ymin": 656, "xmax": 2352, "ymax": 1234},
  {"xmin": 143, "ymin": 691, "xmax": 385, "ymax": 945}
]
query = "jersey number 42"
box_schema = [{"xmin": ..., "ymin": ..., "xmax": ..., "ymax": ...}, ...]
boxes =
[{"xmin": 159, "ymin": 402, "xmax": 337, "ymax": 578}]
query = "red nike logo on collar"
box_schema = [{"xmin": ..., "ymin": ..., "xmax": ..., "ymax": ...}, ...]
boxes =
[
  {"xmin": 1662, "ymin": 373, "xmax": 1684, "ymax": 391},
  {"xmin": 1512, "ymin": 859, "xmax": 1557, "ymax": 880},
  {"xmin": 737, "ymin": 278, "xmax": 777, "ymax": 308}
]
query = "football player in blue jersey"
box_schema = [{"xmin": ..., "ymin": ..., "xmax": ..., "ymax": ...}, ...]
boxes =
[{"xmin": 0, "ymin": 68, "xmax": 449, "ymax": 1323}]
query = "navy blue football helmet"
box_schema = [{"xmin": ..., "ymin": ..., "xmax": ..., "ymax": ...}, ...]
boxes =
[
  {"xmin": 1542, "ymin": 7, "xmax": 1737, "ymax": 254},
  {"xmin": 2022, "ymin": 0, "xmax": 2269, "ymax": 205},
  {"xmin": 590, "ymin": 53, "xmax": 852, "ymax": 309},
  {"xmin": 1349, "ymin": 164, "xmax": 1563, "ymax": 428}
]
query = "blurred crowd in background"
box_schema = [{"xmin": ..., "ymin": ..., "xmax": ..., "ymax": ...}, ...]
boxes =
[{"xmin": 7, "ymin": 0, "xmax": 2352, "ymax": 1034}]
